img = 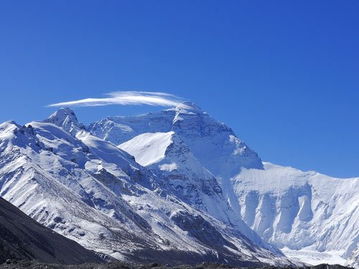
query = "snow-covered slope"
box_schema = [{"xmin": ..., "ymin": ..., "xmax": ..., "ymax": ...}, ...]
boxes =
[
  {"xmin": 0, "ymin": 109, "xmax": 288, "ymax": 266},
  {"xmin": 233, "ymin": 162, "xmax": 359, "ymax": 266},
  {"xmin": 90, "ymin": 102, "xmax": 359, "ymax": 267},
  {"xmin": 120, "ymin": 132, "xmax": 174, "ymax": 167},
  {"xmin": 119, "ymin": 131, "xmax": 269, "ymax": 250}
]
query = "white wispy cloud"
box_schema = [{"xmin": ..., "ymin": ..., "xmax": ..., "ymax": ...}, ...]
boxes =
[{"xmin": 48, "ymin": 91, "xmax": 187, "ymax": 108}]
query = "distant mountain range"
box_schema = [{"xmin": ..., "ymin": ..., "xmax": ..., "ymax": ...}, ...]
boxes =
[{"xmin": 0, "ymin": 103, "xmax": 357, "ymax": 267}]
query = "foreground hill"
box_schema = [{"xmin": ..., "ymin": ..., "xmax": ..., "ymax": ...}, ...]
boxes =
[{"xmin": 0, "ymin": 197, "xmax": 102, "ymax": 264}]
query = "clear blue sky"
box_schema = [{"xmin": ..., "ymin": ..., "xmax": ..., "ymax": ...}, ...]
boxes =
[{"xmin": 0, "ymin": 1, "xmax": 358, "ymax": 177}]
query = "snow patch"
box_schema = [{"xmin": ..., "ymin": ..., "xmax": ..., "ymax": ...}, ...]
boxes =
[
  {"xmin": 119, "ymin": 132, "xmax": 174, "ymax": 166},
  {"xmin": 159, "ymin": 163, "xmax": 178, "ymax": 172}
]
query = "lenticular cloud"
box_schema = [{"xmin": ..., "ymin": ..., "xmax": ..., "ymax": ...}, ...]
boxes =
[{"xmin": 48, "ymin": 91, "xmax": 186, "ymax": 108}]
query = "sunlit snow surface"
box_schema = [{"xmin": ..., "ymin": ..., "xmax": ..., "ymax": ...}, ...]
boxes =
[{"xmin": 120, "ymin": 132, "xmax": 174, "ymax": 166}]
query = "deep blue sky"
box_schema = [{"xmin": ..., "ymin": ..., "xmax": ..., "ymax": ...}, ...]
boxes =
[{"xmin": 0, "ymin": 1, "xmax": 358, "ymax": 177}]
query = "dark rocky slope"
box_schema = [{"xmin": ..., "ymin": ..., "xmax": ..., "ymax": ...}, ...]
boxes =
[{"xmin": 0, "ymin": 197, "xmax": 102, "ymax": 265}]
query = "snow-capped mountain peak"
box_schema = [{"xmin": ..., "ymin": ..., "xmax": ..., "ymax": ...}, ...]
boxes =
[
  {"xmin": 89, "ymin": 104, "xmax": 263, "ymax": 175},
  {"xmin": 45, "ymin": 107, "xmax": 84, "ymax": 134},
  {"xmin": 168, "ymin": 102, "xmax": 205, "ymax": 124},
  {"xmin": 170, "ymin": 101, "xmax": 204, "ymax": 114},
  {"xmin": 0, "ymin": 121, "xmax": 20, "ymax": 139}
]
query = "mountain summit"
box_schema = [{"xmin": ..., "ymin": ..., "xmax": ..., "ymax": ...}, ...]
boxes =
[
  {"xmin": 45, "ymin": 107, "xmax": 84, "ymax": 134},
  {"xmin": 170, "ymin": 101, "xmax": 204, "ymax": 114},
  {"xmin": 89, "ymin": 102, "xmax": 263, "ymax": 175}
]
